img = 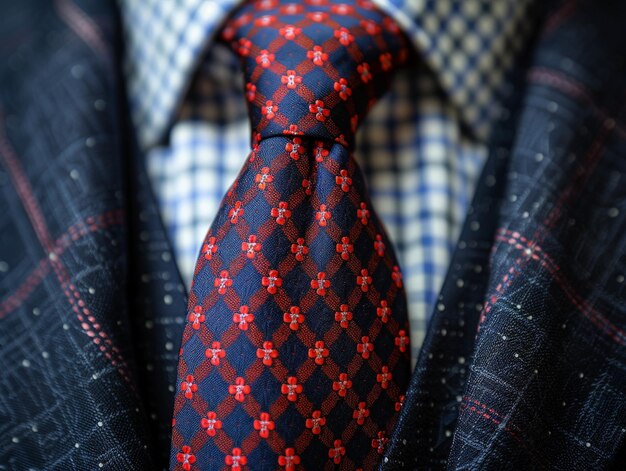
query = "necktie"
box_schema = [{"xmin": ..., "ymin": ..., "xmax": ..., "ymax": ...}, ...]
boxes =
[{"xmin": 170, "ymin": 0, "xmax": 411, "ymax": 469}]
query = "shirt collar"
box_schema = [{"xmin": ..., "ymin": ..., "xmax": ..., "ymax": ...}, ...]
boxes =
[
  {"xmin": 118, "ymin": 0, "xmax": 243, "ymax": 148},
  {"xmin": 119, "ymin": 0, "xmax": 538, "ymax": 148},
  {"xmin": 374, "ymin": 0, "xmax": 539, "ymax": 141}
]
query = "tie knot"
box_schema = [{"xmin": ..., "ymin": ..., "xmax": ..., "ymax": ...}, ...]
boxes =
[{"xmin": 222, "ymin": 0, "xmax": 408, "ymax": 148}]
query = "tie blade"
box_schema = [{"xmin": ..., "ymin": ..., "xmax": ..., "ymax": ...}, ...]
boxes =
[{"xmin": 170, "ymin": 137, "xmax": 410, "ymax": 469}]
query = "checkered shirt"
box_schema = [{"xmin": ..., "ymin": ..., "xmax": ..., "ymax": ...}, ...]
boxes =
[{"xmin": 119, "ymin": 0, "xmax": 536, "ymax": 360}]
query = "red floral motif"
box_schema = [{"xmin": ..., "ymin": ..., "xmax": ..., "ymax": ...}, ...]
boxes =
[
  {"xmin": 255, "ymin": 167, "xmax": 273, "ymax": 190},
  {"xmin": 316, "ymin": 204, "xmax": 331, "ymax": 226},
  {"xmin": 374, "ymin": 234, "xmax": 385, "ymax": 256},
  {"xmin": 203, "ymin": 236, "xmax": 218, "ymax": 260},
  {"xmin": 283, "ymin": 124, "xmax": 302, "ymax": 135},
  {"xmin": 257, "ymin": 0, "xmax": 277, "ymax": 10},
  {"xmin": 253, "ymin": 130, "xmax": 261, "ymax": 143},
  {"xmin": 335, "ymin": 304, "xmax": 353, "ymax": 328},
  {"xmin": 314, "ymin": 141, "xmax": 329, "ymax": 161},
  {"xmin": 225, "ymin": 448, "xmax": 247, "ymax": 469},
  {"xmin": 253, "ymin": 412, "xmax": 275, "ymax": 438},
  {"xmin": 188, "ymin": 305, "xmax": 205, "ymax": 330},
  {"xmin": 290, "ymin": 237, "xmax": 309, "ymax": 261},
  {"xmin": 333, "ymin": 373, "xmax": 352, "ymax": 397},
  {"xmin": 361, "ymin": 19, "xmax": 381, "ymax": 34},
  {"xmin": 281, "ymin": 70, "xmax": 302, "ymax": 89},
  {"xmin": 309, "ymin": 99, "xmax": 330, "ymax": 122},
  {"xmin": 237, "ymin": 38, "xmax": 252, "ymax": 56},
  {"xmin": 392, "ymin": 265, "xmax": 403, "ymax": 287},
  {"xmin": 256, "ymin": 49, "xmax": 275, "ymax": 68},
  {"xmin": 214, "ymin": 270, "xmax": 232, "ymax": 294},
  {"xmin": 280, "ymin": 3, "xmax": 303, "ymax": 14},
  {"xmin": 357, "ymin": 202, "xmax": 370, "ymax": 224},
  {"xmin": 334, "ymin": 27, "xmax": 354, "ymax": 46},
  {"xmin": 271, "ymin": 202, "xmax": 292, "ymax": 224},
  {"xmin": 353, "ymin": 401, "xmax": 370, "ymax": 425},
  {"xmin": 328, "ymin": 439, "xmax": 346, "ymax": 464},
  {"xmin": 242, "ymin": 235, "xmax": 262, "ymax": 259},
  {"xmin": 302, "ymin": 178, "xmax": 312, "ymax": 195},
  {"xmin": 281, "ymin": 376, "xmax": 302, "ymax": 402},
  {"xmin": 245, "ymin": 82, "xmax": 256, "ymax": 102},
  {"xmin": 383, "ymin": 16, "xmax": 401, "ymax": 33},
  {"xmin": 200, "ymin": 411, "xmax": 222, "ymax": 436},
  {"xmin": 262, "ymin": 100, "xmax": 277, "ymax": 120},
  {"xmin": 357, "ymin": 336, "xmax": 374, "ymax": 359},
  {"xmin": 181, "ymin": 375, "xmax": 197, "ymax": 399},
  {"xmin": 335, "ymin": 134, "xmax": 349, "ymax": 147},
  {"xmin": 307, "ymin": 45, "xmax": 328, "ymax": 66},
  {"xmin": 395, "ymin": 330, "xmax": 409, "ymax": 352},
  {"xmin": 305, "ymin": 410, "xmax": 326, "ymax": 434},
  {"xmin": 357, "ymin": 268, "xmax": 372, "ymax": 292},
  {"xmin": 336, "ymin": 236, "xmax": 354, "ymax": 260},
  {"xmin": 283, "ymin": 306, "xmax": 304, "ymax": 330},
  {"xmin": 232, "ymin": 12, "xmax": 252, "ymax": 26},
  {"xmin": 334, "ymin": 78, "xmax": 352, "ymax": 101},
  {"xmin": 205, "ymin": 341, "xmax": 226, "ymax": 366},
  {"xmin": 351, "ymin": 114, "xmax": 359, "ymax": 133},
  {"xmin": 262, "ymin": 269, "xmax": 282, "ymax": 294},
  {"xmin": 335, "ymin": 169, "xmax": 352, "ymax": 192},
  {"xmin": 372, "ymin": 431, "xmax": 388, "ymax": 454},
  {"xmin": 279, "ymin": 24, "xmax": 301, "ymax": 40},
  {"xmin": 380, "ymin": 52, "xmax": 393, "ymax": 71},
  {"xmin": 376, "ymin": 366, "xmax": 392, "ymax": 389},
  {"xmin": 228, "ymin": 377, "xmax": 250, "ymax": 402},
  {"xmin": 357, "ymin": 62, "xmax": 372, "ymax": 83},
  {"xmin": 278, "ymin": 448, "xmax": 301, "ymax": 470},
  {"xmin": 332, "ymin": 3, "xmax": 354, "ymax": 14},
  {"xmin": 377, "ymin": 300, "xmax": 391, "ymax": 323},
  {"xmin": 307, "ymin": 11, "xmax": 328, "ymax": 22},
  {"xmin": 285, "ymin": 137, "xmax": 306, "ymax": 160},
  {"xmin": 308, "ymin": 340, "xmax": 329, "ymax": 365},
  {"xmin": 255, "ymin": 14, "xmax": 275, "ymax": 26},
  {"xmin": 222, "ymin": 24, "xmax": 236, "ymax": 41},
  {"xmin": 256, "ymin": 340, "xmax": 278, "ymax": 366},
  {"xmin": 311, "ymin": 272, "xmax": 330, "ymax": 295},
  {"xmin": 228, "ymin": 201, "xmax": 244, "ymax": 224},
  {"xmin": 176, "ymin": 445, "xmax": 196, "ymax": 471},
  {"xmin": 233, "ymin": 305, "xmax": 254, "ymax": 330},
  {"xmin": 395, "ymin": 394, "xmax": 405, "ymax": 412}
]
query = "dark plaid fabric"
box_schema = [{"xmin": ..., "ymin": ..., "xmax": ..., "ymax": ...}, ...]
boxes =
[
  {"xmin": 0, "ymin": 1, "xmax": 184, "ymax": 469},
  {"xmin": 169, "ymin": 0, "xmax": 411, "ymax": 469},
  {"xmin": 2, "ymin": 0, "xmax": 626, "ymax": 470},
  {"xmin": 381, "ymin": 1, "xmax": 626, "ymax": 469}
]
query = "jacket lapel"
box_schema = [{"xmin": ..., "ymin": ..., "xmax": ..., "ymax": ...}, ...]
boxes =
[
  {"xmin": 383, "ymin": 0, "xmax": 626, "ymax": 468},
  {"xmin": 0, "ymin": 0, "xmax": 184, "ymax": 468}
]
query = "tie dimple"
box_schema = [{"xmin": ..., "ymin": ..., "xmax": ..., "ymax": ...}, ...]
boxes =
[{"xmin": 170, "ymin": 1, "xmax": 411, "ymax": 469}]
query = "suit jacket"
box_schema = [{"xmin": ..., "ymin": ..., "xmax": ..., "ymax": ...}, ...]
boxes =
[
  {"xmin": 0, "ymin": 0, "xmax": 184, "ymax": 469},
  {"xmin": 0, "ymin": 1, "xmax": 625, "ymax": 470},
  {"xmin": 382, "ymin": 1, "xmax": 626, "ymax": 469}
]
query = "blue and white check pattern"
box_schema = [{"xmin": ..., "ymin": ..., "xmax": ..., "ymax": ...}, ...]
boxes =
[
  {"xmin": 119, "ymin": 0, "xmax": 536, "ymax": 360},
  {"xmin": 374, "ymin": 0, "xmax": 537, "ymax": 140},
  {"xmin": 121, "ymin": 0, "xmax": 242, "ymax": 148}
]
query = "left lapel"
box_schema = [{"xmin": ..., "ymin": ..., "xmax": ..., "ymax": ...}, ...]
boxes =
[
  {"xmin": 0, "ymin": 0, "xmax": 155, "ymax": 468},
  {"xmin": 124, "ymin": 104, "xmax": 188, "ymax": 466}
]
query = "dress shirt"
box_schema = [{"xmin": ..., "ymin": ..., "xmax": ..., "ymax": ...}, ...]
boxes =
[{"xmin": 119, "ymin": 0, "xmax": 537, "ymax": 360}]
